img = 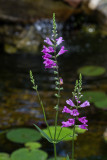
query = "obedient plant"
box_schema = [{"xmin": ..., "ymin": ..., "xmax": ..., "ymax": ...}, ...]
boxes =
[{"xmin": 30, "ymin": 13, "xmax": 90, "ymax": 160}]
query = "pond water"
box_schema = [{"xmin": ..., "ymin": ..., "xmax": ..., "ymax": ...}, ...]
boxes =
[{"xmin": 0, "ymin": 19, "xmax": 107, "ymax": 160}]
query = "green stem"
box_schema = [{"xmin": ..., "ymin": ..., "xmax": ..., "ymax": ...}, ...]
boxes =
[
  {"xmin": 36, "ymin": 89, "xmax": 52, "ymax": 139},
  {"xmin": 54, "ymin": 143, "xmax": 57, "ymax": 160},
  {"xmin": 72, "ymin": 125, "xmax": 75, "ymax": 160}
]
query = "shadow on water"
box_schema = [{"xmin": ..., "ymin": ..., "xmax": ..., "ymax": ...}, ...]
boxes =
[{"xmin": 0, "ymin": 18, "xmax": 107, "ymax": 159}]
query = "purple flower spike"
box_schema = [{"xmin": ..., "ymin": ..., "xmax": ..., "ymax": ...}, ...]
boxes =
[
  {"xmin": 56, "ymin": 37, "xmax": 64, "ymax": 45},
  {"xmin": 62, "ymin": 121, "xmax": 73, "ymax": 127},
  {"xmin": 58, "ymin": 46, "xmax": 68, "ymax": 56},
  {"xmin": 80, "ymin": 101, "xmax": 90, "ymax": 108},
  {"xmin": 48, "ymin": 47, "xmax": 54, "ymax": 53},
  {"xmin": 43, "ymin": 58, "xmax": 56, "ymax": 69},
  {"xmin": 44, "ymin": 37, "xmax": 53, "ymax": 45},
  {"xmin": 78, "ymin": 124, "xmax": 88, "ymax": 130},
  {"xmin": 62, "ymin": 106, "xmax": 72, "ymax": 114},
  {"xmin": 66, "ymin": 99, "xmax": 75, "ymax": 107},
  {"xmin": 68, "ymin": 118, "xmax": 75, "ymax": 125},
  {"xmin": 71, "ymin": 109, "xmax": 79, "ymax": 116},
  {"xmin": 78, "ymin": 117, "xmax": 88, "ymax": 124},
  {"xmin": 42, "ymin": 53, "xmax": 52, "ymax": 59}
]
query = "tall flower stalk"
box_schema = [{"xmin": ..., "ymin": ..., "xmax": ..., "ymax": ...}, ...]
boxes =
[{"xmin": 30, "ymin": 13, "xmax": 90, "ymax": 160}]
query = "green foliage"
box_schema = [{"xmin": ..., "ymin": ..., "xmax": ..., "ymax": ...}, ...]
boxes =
[
  {"xmin": 0, "ymin": 153, "xmax": 10, "ymax": 160},
  {"xmin": 43, "ymin": 126, "xmax": 77, "ymax": 141},
  {"xmin": 25, "ymin": 142, "xmax": 42, "ymax": 150},
  {"xmin": 29, "ymin": 70, "xmax": 37, "ymax": 90},
  {"xmin": 11, "ymin": 148, "xmax": 48, "ymax": 160},
  {"xmin": 75, "ymin": 125, "xmax": 87, "ymax": 134},
  {"xmin": 6, "ymin": 128, "xmax": 41, "ymax": 143},
  {"xmin": 94, "ymin": 99, "xmax": 107, "ymax": 109},
  {"xmin": 34, "ymin": 124, "xmax": 53, "ymax": 143},
  {"xmin": 48, "ymin": 157, "xmax": 66, "ymax": 160},
  {"xmin": 81, "ymin": 91, "xmax": 107, "ymax": 103},
  {"xmin": 77, "ymin": 66, "xmax": 106, "ymax": 76},
  {"xmin": 66, "ymin": 155, "xmax": 70, "ymax": 160}
]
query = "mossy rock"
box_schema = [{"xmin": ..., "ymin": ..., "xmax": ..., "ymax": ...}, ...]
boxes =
[
  {"xmin": 81, "ymin": 91, "xmax": 107, "ymax": 103},
  {"xmin": 25, "ymin": 142, "xmax": 42, "ymax": 150},
  {"xmin": 77, "ymin": 66, "xmax": 106, "ymax": 76},
  {"xmin": 0, "ymin": 153, "xmax": 10, "ymax": 160},
  {"xmin": 11, "ymin": 148, "xmax": 48, "ymax": 160},
  {"xmin": 43, "ymin": 126, "xmax": 77, "ymax": 141},
  {"xmin": 4, "ymin": 44, "xmax": 17, "ymax": 54},
  {"xmin": 6, "ymin": 128, "xmax": 41, "ymax": 143},
  {"xmin": 94, "ymin": 99, "xmax": 107, "ymax": 109}
]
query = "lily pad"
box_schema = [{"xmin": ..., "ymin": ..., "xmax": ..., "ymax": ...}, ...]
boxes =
[
  {"xmin": 0, "ymin": 153, "xmax": 10, "ymax": 160},
  {"xmin": 94, "ymin": 99, "xmax": 107, "ymax": 109},
  {"xmin": 43, "ymin": 126, "xmax": 77, "ymax": 141},
  {"xmin": 48, "ymin": 157, "xmax": 66, "ymax": 160},
  {"xmin": 75, "ymin": 125, "xmax": 87, "ymax": 134},
  {"xmin": 6, "ymin": 128, "xmax": 41, "ymax": 143},
  {"xmin": 11, "ymin": 148, "xmax": 48, "ymax": 160},
  {"xmin": 77, "ymin": 66, "xmax": 106, "ymax": 76},
  {"xmin": 81, "ymin": 91, "xmax": 107, "ymax": 103},
  {"xmin": 25, "ymin": 142, "xmax": 42, "ymax": 150}
]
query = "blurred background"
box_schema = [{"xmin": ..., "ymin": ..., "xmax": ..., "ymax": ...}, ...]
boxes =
[{"xmin": 0, "ymin": 0, "xmax": 107, "ymax": 160}]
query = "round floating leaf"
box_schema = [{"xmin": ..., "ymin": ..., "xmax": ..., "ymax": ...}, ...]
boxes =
[
  {"xmin": 25, "ymin": 142, "xmax": 42, "ymax": 150},
  {"xmin": 94, "ymin": 99, "xmax": 107, "ymax": 109},
  {"xmin": 0, "ymin": 153, "xmax": 10, "ymax": 160},
  {"xmin": 6, "ymin": 128, "xmax": 41, "ymax": 143},
  {"xmin": 75, "ymin": 125, "xmax": 87, "ymax": 134},
  {"xmin": 43, "ymin": 126, "xmax": 77, "ymax": 141},
  {"xmin": 48, "ymin": 157, "xmax": 66, "ymax": 160},
  {"xmin": 11, "ymin": 148, "xmax": 48, "ymax": 160},
  {"xmin": 81, "ymin": 91, "xmax": 107, "ymax": 103},
  {"xmin": 77, "ymin": 66, "xmax": 106, "ymax": 76}
]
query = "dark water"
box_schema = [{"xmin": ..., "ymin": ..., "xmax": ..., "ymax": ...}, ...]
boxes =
[{"xmin": 0, "ymin": 22, "xmax": 107, "ymax": 159}]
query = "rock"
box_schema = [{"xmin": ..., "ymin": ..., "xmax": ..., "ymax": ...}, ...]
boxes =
[
  {"xmin": 0, "ymin": 0, "xmax": 79, "ymax": 24},
  {"xmin": 64, "ymin": 0, "xmax": 82, "ymax": 8}
]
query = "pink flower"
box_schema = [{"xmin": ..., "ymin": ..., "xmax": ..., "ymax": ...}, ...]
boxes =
[
  {"xmin": 42, "ymin": 46, "xmax": 54, "ymax": 53},
  {"xmin": 71, "ymin": 109, "xmax": 79, "ymax": 116},
  {"xmin": 62, "ymin": 106, "xmax": 72, "ymax": 114},
  {"xmin": 44, "ymin": 37, "xmax": 53, "ymax": 45},
  {"xmin": 58, "ymin": 46, "xmax": 68, "ymax": 56},
  {"xmin": 68, "ymin": 118, "xmax": 75, "ymax": 125},
  {"xmin": 62, "ymin": 121, "xmax": 73, "ymax": 127},
  {"xmin": 78, "ymin": 117, "xmax": 88, "ymax": 124},
  {"xmin": 78, "ymin": 124, "xmax": 88, "ymax": 130},
  {"xmin": 43, "ymin": 58, "xmax": 56, "ymax": 69},
  {"xmin": 56, "ymin": 37, "xmax": 64, "ymax": 45},
  {"xmin": 42, "ymin": 53, "xmax": 52, "ymax": 59},
  {"xmin": 80, "ymin": 101, "xmax": 90, "ymax": 107},
  {"xmin": 66, "ymin": 99, "xmax": 75, "ymax": 107}
]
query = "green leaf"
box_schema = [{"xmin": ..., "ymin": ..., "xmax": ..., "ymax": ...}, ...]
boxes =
[
  {"xmin": 81, "ymin": 91, "xmax": 107, "ymax": 103},
  {"xmin": 0, "ymin": 153, "xmax": 10, "ymax": 160},
  {"xmin": 33, "ymin": 124, "xmax": 53, "ymax": 143},
  {"xmin": 43, "ymin": 126, "xmax": 77, "ymax": 141},
  {"xmin": 94, "ymin": 98, "xmax": 107, "ymax": 109},
  {"xmin": 75, "ymin": 125, "xmax": 87, "ymax": 134},
  {"xmin": 66, "ymin": 155, "xmax": 70, "ymax": 160},
  {"xmin": 77, "ymin": 65, "xmax": 106, "ymax": 77},
  {"xmin": 11, "ymin": 148, "xmax": 48, "ymax": 160},
  {"xmin": 6, "ymin": 128, "xmax": 41, "ymax": 143},
  {"xmin": 55, "ymin": 94, "xmax": 60, "ymax": 98},
  {"xmin": 54, "ymin": 71, "xmax": 58, "ymax": 74},
  {"xmin": 25, "ymin": 142, "xmax": 42, "ymax": 150},
  {"xmin": 48, "ymin": 157, "xmax": 66, "ymax": 160}
]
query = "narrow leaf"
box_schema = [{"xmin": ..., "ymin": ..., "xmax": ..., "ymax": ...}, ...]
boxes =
[
  {"xmin": 33, "ymin": 124, "xmax": 53, "ymax": 143},
  {"xmin": 56, "ymin": 133, "xmax": 72, "ymax": 143},
  {"xmin": 66, "ymin": 155, "xmax": 70, "ymax": 160}
]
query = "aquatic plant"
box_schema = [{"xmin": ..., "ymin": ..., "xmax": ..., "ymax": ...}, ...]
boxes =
[{"xmin": 30, "ymin": 13, "xmax": 90, "ymax": 160}]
